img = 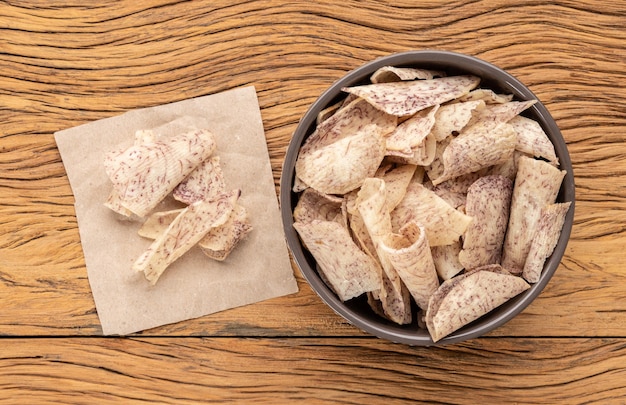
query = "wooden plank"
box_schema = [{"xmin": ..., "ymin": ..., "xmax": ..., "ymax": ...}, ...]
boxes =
[
  {"xmin": 1, "ymin": 1, "xmax": 625, "ymax": 338},
  {"xmin": 0, "ymin": 337, "xmax": 625, "ymax": 404}
]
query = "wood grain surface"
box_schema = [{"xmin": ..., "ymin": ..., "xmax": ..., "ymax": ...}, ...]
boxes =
[{"xmin": 1, "ymin": 0, "xmax": 625, "ymax": 403}]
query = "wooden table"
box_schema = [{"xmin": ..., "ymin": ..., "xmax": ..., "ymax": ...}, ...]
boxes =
[{"xmin": 1, "ymin": 1, "xmax": 625, "ymax": 403}]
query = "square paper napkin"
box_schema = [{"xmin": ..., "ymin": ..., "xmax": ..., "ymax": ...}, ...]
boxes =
[{"xmin": 55, "ymin": 86, "xmax": 298, "ymax": 335}]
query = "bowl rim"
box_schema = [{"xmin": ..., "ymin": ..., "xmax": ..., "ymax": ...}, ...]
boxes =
[{"xmin": 280, "ymin": 50, "xmax": 575, "ymax": 345}]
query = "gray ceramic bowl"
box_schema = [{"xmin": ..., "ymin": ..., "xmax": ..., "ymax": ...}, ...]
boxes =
[{"xmin": 280, "ymin": 50, "xmax": 575, "ymax": 345}]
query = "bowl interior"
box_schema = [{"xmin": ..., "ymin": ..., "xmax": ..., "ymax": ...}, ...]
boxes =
[{"xmin": 280, "ymin": 51, "xmax": 575, "ymax": 345}]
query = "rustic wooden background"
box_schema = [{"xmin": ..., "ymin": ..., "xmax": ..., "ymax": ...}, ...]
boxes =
[{"xmin": 1, "ymin": 1, "xmax": 625, "ymax": 403}]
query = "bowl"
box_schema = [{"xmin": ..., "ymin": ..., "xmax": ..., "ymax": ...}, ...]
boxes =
[{"xmin": 280, "ymin": 50, "xmax": 575, "ymax": 345}]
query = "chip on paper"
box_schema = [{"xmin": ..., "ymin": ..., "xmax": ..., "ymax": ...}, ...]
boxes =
[
  {"xmin": 342, "ymin": 75, "xmax": 480, "ymax": 116},
  {"xmin": 173, "ymin": 156, "xmax": 225, "ymax": 205},
  {"xmin": 133, "ymin": 190, "xmax": 239, "ymax": 285},
  {"xmin": 425, "ymin": 265, "xmax": 531, "ymax": 342},
  {"xmin": 104, "ymin": 129, "xmax": 217, "ymax": 218}
]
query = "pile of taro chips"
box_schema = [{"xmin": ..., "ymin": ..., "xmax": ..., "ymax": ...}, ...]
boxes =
[
  {"xmin": 55, "ymin": 86, "xmax": 298, "ymax": 335},
  {"xmin": 292, "ymin": 67, "xmax": 571, "ymax": 342}
]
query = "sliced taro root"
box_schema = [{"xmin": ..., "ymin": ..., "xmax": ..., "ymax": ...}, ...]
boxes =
[
  {"xmin": 370, "ymin": 66, "xmax": 446, "ymax": 83},
  {"xmin": 133, "ymin": 190, "xmax": 239, "ymax": 285},
  {"xmin": 173, "ymin": 156, "xmax": 225, "ymax": 205},
  {"xmin": 501, "ymin": 156, "xmax": 566, "ymax": 274},
  {"xmin": 376, "ymin": 164, "xmax": 417, "ymax": 211},
  {"xmin": 431, "ymin": 242, "xmax": 464, "ymax": 280},
  {"xmin": 425, "ymin": 264, "xmax": 530, "ymax": 342},
  {"xmin": 467, "ymin": 100, "xmax": 537, "ymax": 128},
  {"xmin": 342, "ymin": 75, "xmax": 480, "ymax": 116},
  {"xmin": 293, "ymin": 219, "xmax": 381, "ymax": 302},
  {"xmin": 432, "ymin": 120, "xmax": 517, "ymax": 185},
  {"xmin": 390, "ymin": 182, "xmax": 472, "ymax": 246},
  {"xmin": 380, "ymin": 222, "xmax": 439, "ymax": 310},
  {"xmin": 510, "ymin": 115, "xmax": 559, "ymax": 165},
  {"xmin": 295, "ymin": 97, "xmax": 395, "ymax": 195},
  {"xmin": 357, "ymin": 178, "xmax": 412, "ymax": 324},
  {"xmin": 456, "ymin": 88, "xmax": 514, "ymax": 104},
  {"xmin": 522, "ymin": 202, "xmax": 572, "ymax": 283},
  {"xmin": 293, "ymin": 187, "xmax": 344, "ymax": 224},
  {"xmin": 430, "ymin": 100, "xmax": 485, "ymax": 142},
  {"xmin": 459, "ymin": 175, "xmax": 513, "ymax": 269},
  {"xmin": 385, "ymin": 106, "xmax": 439, "ymax": 165},
  {"xmin": 104, "ymin": 129, "xmax": 217, "ymax": 217},
  {"xmin": 198, "ymin": 204, "xmax": 253, "ymax": 261}
]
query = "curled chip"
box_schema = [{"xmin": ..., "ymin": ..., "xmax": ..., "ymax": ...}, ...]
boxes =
[
  {"xmin": 357, "ymin": 178, "xmax": 412, "ymax": 324},
  {"xmin": 501, "ymin": 156, "xmax": 566, "ymax": 274},
  {"xmin": 133, "ymin": 190, "xmax": 239, "ymax": 285},
  {"xmin": 381, "ymin": 222, "xmax": 439, "ymax": 310},
  {"xmin": 391, "ymin": 182, "xmax": 472, "ymax": 246},
  {"xmin": 104, "ymin": 129, "xmax": 217, "ymax": 218},
  {"xmin": 426, "ymin": 265, "xmax": 530, "ymax": 342},
  {"xmin": 342, "ymin": 75, "xmax": 480, "ymax": 116},
  {"xmin": 431, "ymin": 242, "xmax": 464, "ymax": 281},
  {"xmin": 294, "ymin": 219, "xmax": 381, "ymax": 302},
  {"xmin": 459, "ymin": 175, "xmax": 513, "ymax": 269},
  {"xmin": 295, "ymin": 98, "xmax": 395, "ymax": 195}
]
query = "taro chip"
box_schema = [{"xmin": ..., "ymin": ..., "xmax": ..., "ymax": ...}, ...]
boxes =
[
  {"xmin": 173, "ymin": 156, "xmax": 225, "ymax": 205},
  {"xmin": 380, "ymin": 222, "xmax": 439, "ymax": 310},
  {"xmin": 133, "ymin": 190, "xmax": 239, "ymax": 285},
  {"xmin": 293, "ymin": 219, "xmax": 381, "ymax": 301},
  {"xmin": 459, "ymin": 175, "xmax": 513, "ymax": 269},
  {"xmin": 198, "ymin": 204, "xmax": 253, "ymax": 261},
  {"xmin": 522, "ymin": 202, "xmax": 572, "ymax": 283},
  {"xmin": 293, "ymin": 188, "xmax": 343, "ymax": 224},
  {"xmin": 432, "ymin": 120, "xmax": 516, "ymax": 185},
  {"xmin": 430, "ymin": 100, "xmax": 485, "ymax": 141},
  {"xmin": 104, "ymin": 129, "xmax": 217, "ymax": 217},
  {"xmin": 376, "ymin": 164, "xmax": 417, "ymax": 211},
  {"xmin": 370, "ymin": 66, "xmax": 446, "ymax": 83},
  {"xmin": 431, "ymin": 242, "xmax": 464, "ymax": 280},
  {"xmin": 342, "ymin": 75, "xmax": 480, "ymax": 116},
  {"xmin": 295, "ymin": 98, "xmax": 395, "ymax": 194},
  {"xmin": 357, "ymin": 178, "xmax": 412, "ymax": 324},
  {"xmin": 501, "ymin": 156, "xmax": 566, "ymax": 274},
  {"xmin": 390, "ymin": 182, "xmax": 472, "ymax": 246},
  {"xmin": 425, "ymin": 265, "xmax": 531, "ymax": 342},
  {"xmin": 385, "ymin": 106, "xmax": 439, "ymax": 166},
  {"xmin": 510, "ymin": 115, "xmax": 559, "ymax": 165},
  {"xmin": 456, "ymin": 89, "xmax": 513, "ymax": 104},
  {"xmin": 467, "ymin": 100, "xmax": 536, "ymax": 128}
]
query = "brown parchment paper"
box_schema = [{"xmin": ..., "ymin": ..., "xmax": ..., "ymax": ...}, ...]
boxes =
[{"xmin": 54, "ymin": 86, "xmax": 298, "ymax": 335}]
